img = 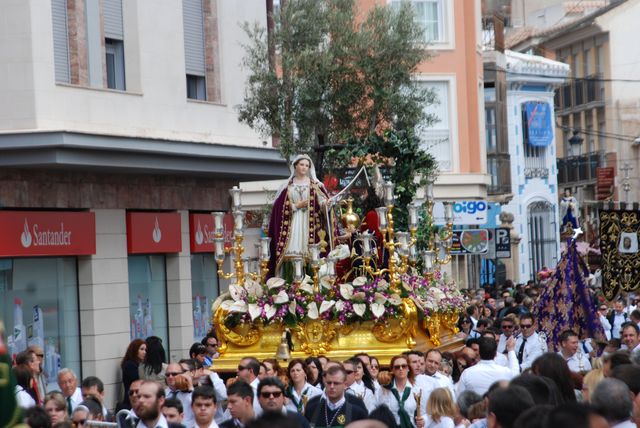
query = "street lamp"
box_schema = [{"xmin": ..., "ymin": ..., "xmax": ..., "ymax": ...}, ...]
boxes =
[{"xmin": 568, "ymin": 130, "xmax": 584, "ymax": 157}]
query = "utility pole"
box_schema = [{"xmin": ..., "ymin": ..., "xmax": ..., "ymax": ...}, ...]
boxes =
[{"xmin": 620, "ymin": 162, "xmax": 633, "ymax": 204}]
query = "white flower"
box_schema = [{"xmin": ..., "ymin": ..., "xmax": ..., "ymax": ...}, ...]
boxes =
[
  {"xmin": 353, "ymin": 303, "xmax": 367, "ymax": 317},
  {"xmin": 320, "ymin": 300, "xmax": 335, "ymax": 314},
  {"xmin": 289, "ymin": 300, "xmax": 298, "ymax": 316},
  {"xmin": 376, "ymin": 279, "xmax": 389, "ymax": 290},
  {"xmin": 340, "ymin": 283, "xmax": 354, "ymax": 300},
  {"xmin": 352, "ymin": 291, "xmax": 366, "ymax": 301},
  {"xmin": 229, "ymin": 284, "xmax": 245, "ymax": 301},
  {"xmin": 264, "ymin": 304, "xmax": 276, "ymax": 320},
  {"xmin": 429, "ymin": 287, "xmax": 446, "ymax": 300},
  {"xmin": 245, "ymin": 279, "xmax": 263, "ymax": 298},
  {"xmin": 307, "ymin": 302, "xmax": 319, "ymax": 319},
  {"xmin": 266, "ymin": 277, "xmax": 285, "ymax": 289},
  {"xmin": 248, "ymin": 303, "xmax": 262, "ymax": 321},
  {"xmin": 402, "ymin": 279, "xmax": 413, "ymax": 292},
  {"xmin": 299, "ymin": 281, "xmax": 314, "ymax": 294},
  {"xmin": 274, "ymin": 290, "xmax": 289, "ymax": 304},
  {"xmin": 374, "ymin": 293, "xmax": 387, "ymax": 304},
  {"xmin": 371, "ymin": 302, "xmax": 386, "ymax": 318},
  {"xmin": 388, "ymin": 294, "xmax": 402, "ymax": 305},
  {"xmin": 230, "ymin": 300, "xmax": 248, "ymax": 313},
  {"xmin": 352, "ymin": 276, "xmax": 368, "ymax": 287},
  {"xmin": 320, "ymin": 275, "xmax": 333, "ymax": 289},
  {"xmin": 329, "ymin": 244, "xmax": 350, "ymax": 260},
  {"xmin": 318, "ymin": 262, "xmax": 328, "ymax": 277},
  {"xmin": 335, "ymin": 300, "xmax": 345, "ymax": 312}
]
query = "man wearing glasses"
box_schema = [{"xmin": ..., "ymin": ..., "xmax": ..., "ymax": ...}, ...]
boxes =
[
  {"xmin": 201, "ymin": 334, "xmax": 220, "ymax": 368},
  {"xmin": 237, "ymin": 358, "xmax": 262, "ymax": 417},
  {"xmin": 514, "ymin": 313, "xmax": 547, "ymax": 371},
  {"xmin": 164, "ymin": 363, "xmax": 194, "ymax": 426},
  {"xmin": 257, "ymin": 377, "xmax": 310, "ymax": 428},
  {"xmin": 496, "ymin": 314, "xmax": 518, "ymax": 355}
]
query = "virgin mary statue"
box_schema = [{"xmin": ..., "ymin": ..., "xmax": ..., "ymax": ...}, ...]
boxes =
[{"xmin": 267, "ymin": 154, "xmax": 337, "ymax": 278}]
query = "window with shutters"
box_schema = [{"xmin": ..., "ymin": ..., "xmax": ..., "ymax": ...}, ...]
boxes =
[
  {"xmin": 183, "ymin": 0, "xmax": 207, "ymax": 100},
  {"xmin": 51, "ymin": 0, "xmax": 70, "ymax": 83},
  {"xmin": 103, "ymin": 0, "xmax": 126, "ymax": 90}
]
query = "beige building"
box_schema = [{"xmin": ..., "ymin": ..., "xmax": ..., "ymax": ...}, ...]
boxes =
[{"xmin": 0, "ymin": 0, "xmax": 287, "ymax": 407}]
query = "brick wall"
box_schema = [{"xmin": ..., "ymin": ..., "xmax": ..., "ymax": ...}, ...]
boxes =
[
  {"xmin": 67, "ymin": 0, "xmax": 89, "ymax": 86},
  {"xmin": 0, "ymin": 169, "xmax": 234, "ymax": 211},
  {"xmin": 203, "ymin": 0, "xmax": 222, "ymax": 103}
]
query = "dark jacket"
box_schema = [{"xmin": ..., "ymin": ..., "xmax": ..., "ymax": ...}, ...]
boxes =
[{"xmin": 304, "ymin": 395, "xmax": 367, "ymax": 427}]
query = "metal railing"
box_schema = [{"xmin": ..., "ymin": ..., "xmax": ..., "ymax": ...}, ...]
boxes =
[{"xmin": 557, "ymin": 150, "xmax": 603, "ymax": 184}]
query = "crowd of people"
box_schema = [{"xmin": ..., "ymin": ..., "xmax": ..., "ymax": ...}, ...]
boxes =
[{"xmin": 12, "ymin": 281, "xmax": 640, "ymax": 428}]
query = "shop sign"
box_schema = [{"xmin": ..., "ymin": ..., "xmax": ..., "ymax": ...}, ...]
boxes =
[
  {"xmin": 433, "ymin": 201, "xmax": 489, "ymax": 226},
  {"xmin": 450, "ymin": 229, "xmax": 490, "ymax": 255},
  {"xmin": 127, "ymin": 212, "xmax": 182, "ymax": 254},
  {"xmin": 189, "ymin": 213, "xmax": 217, "ymax": 253},
  {"xmin": 0, "ymin": 211, "xmax": 96, "ymax": 257},
  {"xmin": 596, "ymin": 167, "xmax": 615, "ymax": 200}
]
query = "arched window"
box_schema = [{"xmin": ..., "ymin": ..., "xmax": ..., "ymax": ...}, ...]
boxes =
[{"xmin": 527, "ymin": 201, "xmax": 558, "ymax": 279}]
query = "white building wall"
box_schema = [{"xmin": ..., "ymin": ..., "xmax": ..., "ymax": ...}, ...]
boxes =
[
  {"xmin": 505, "ymin": 89, "xmax": 561, "ymax": 283},
  {"xmin": 0, "ymin": 0, "xmax": 266, "ymax": 147}
]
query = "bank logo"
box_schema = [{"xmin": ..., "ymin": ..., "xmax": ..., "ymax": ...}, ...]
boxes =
[
  {"xmin": 152, "ymin": 217, "xmax": 162, "ymax": 243},
  {"xmin": 21, "ymin": 219, "xmax": 32, "ymax": 248},
  {"xmin": 195, "ymin": 220, "xmax": 204, "ymax": 245}
]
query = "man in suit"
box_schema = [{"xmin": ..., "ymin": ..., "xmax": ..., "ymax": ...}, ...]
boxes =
[
  {"xmin": 304, "ymin": 365, "xmax": 367, "ymax": 428},
  {"xmin": 257, "ymin": 377, "xmax": 310, "ymax": 428}
]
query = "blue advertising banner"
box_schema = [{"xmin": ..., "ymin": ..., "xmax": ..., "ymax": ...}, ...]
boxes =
[{"xmin": 523, "ymin": 101, "xmax": 553, "ymax": 147}]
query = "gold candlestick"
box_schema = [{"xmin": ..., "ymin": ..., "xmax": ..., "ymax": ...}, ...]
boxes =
[{"xmin": 414, "ymin": 390, "xmax": 423, "ymax": 419}]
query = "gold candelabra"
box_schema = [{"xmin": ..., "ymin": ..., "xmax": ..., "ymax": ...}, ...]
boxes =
[
  {"xmin": 214, "ymin": 187, "xmax": 271, "ymax": 286},
  {"xmin": 355, "ymin": 181, "xmax": 455, "ymax": 291}
]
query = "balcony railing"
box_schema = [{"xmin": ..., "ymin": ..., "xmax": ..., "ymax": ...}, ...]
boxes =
[
  {"xmin": 487, "ymin": 154, "xmax": 512, "ymax": 195},
  {"xmin": 556, "ymin": 75, "xmax": 604, "ymax": 111},
  {"xmin": 420, "ymin": 129, "xmax": 452, "ymax": 172},
  {"xmin": 557, "ymin": 150, "xmax": 603, "ymax": 184}
]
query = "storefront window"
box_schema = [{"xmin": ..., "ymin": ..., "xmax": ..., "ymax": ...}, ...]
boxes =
[
  {"xmin": 191, "ymin": 254, "xmax": 219, "ymax": 341},
  {"xmin": 128, "ymin": 255, "xmax": 168, "ymax": 347},
  {"xmin": 0, "ymin": 257, "xmax": 80, "ymax": 391}
]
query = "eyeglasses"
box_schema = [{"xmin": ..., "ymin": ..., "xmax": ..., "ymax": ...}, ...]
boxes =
[
  {"xmin": 520, "ymin": 324, "xmax": 533, "ymax": 329},
  {"xmin": 36, "ymin": 353, "xmax": 44, "ymax": 357},
  {"xmin": 207, "ymin": 343, "xmax": 218, "ymax": 347},
  {"xmin": 599, "ymin": 307, "xmax": 607, "ymax": 311},
  {"xmin": 129, "ymin": 389, "xmax": 139, "ymax": 396},
  {"xmin": 238, "ymin": 365, "xmax": 247, "ymax": 372},
  {"xmin": 260, "ymin": 391, "xmax": 283, "ymax": 399},
  {"xmin": 74, "ymin": 420, "xmax": 87, "ymax": 426},
  {"xmin": 393, "ymin": 364, "xmax": 408, "ymax": 370},
  {"xmin": 501, "ymin": 325, "xmax": 514, "ymax": 329},
  {"xmin": 166, "ymin": 372, "xmax": 183, "ymax": 377},
  {"xmin": 370, "ymin": 365, "xmax": 379, "ymax": 369},
  {"xmin": 462, "ymin": 320, "xmax": 471, "ymax": 324}
]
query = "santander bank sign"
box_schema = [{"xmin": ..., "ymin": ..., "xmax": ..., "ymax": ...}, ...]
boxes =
[{"xmin": 0, "ymin": 211, "xmax": 96, "ymax": 257}]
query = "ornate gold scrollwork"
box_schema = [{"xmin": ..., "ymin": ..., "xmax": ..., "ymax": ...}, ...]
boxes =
[
  {"xmin": 372, "ymin": 299, "xmax": 417, "ymax": 347},
  {"xmin": 214, "ymin": 307, "xmax": 262, "ymax": 352},
  {"xmin": 293, "ymin": 320, "xmax": 337, "ymax": 356},
  {"xmin": 441, "ymin": 311, "xmax": 460, "ymax": 334},
  {"xmin": 423, "ymin": 313, "xmax": 441, "ymax": 346}
]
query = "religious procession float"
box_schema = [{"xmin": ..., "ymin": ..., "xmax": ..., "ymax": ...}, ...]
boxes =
[{"xmin": 211, "ymin": 155, "xmax": 466, "ymax": 370}]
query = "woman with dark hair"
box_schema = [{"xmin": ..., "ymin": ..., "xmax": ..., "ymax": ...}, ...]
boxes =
[
  {"xmin": 348, "ymin": 357, "xmax": 377, "ymax": 413},
  {"xmin": 375, "ymin": 355, "xmax": 428, "ymax": 428},
  {"xmin": 456, "ymin": 315, "xmax": 473, "ymax": 338},
  {"xmin": 531, "ymin": 352, "xmax": 577, "ymax": 403},
  {"xmin": 284, "ymin": 359, "xmax": 322, "ymax": 413},
  {"xmin": 120, "ymin": 338, "xmax": 146, "ymax": 409},
  {"xmin": 14, "ymin": 365, "xmax": 36, "ymax": 409},
  {"xmin": 369, "ymin": 356, "xmax": 381, "ymax": 390},
  {"xmin": 304, "ymin": 357, "xmax": 324, "ymax": 389},
  {"xmin": 139, "ymin": 336, "xmax": 167, "ymax": 381}
]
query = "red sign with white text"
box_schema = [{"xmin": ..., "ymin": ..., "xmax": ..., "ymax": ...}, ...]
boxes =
[
  {"xmin": 127, "ymin": 212, "xmax": 182, "ymax": 254},
  {"xmin": 0, "ymin": 211, "xmax": 96, "ymax": 257},
  {"xmin": 189, "ymin": 213, "xmax": 217, "ymax": 253}
]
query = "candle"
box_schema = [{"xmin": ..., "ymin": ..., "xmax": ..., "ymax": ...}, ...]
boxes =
[
  {"xmin": 360, "ymin": 231, "xmax": 372, "ymax": 255},
  {"xmin": 326, "ymin": 258, "xmax": 336, "ymax": 278},
  {"xmin": 309, "ymin": 243, "xmax": 321, "ymax": 265},
  {"xmin": 422, "ymin": 250, "xmax": 435, "ymax": 271},
  {"xmin": 233, "ymin": 211, "xmax": 244, "ymax": 232},
  {"xmin": 409, "ymin": 244, "xmax": 417, "ymax": 262},
  {"xmin": 260, "ymin": 237, "xmax": 271, "ymax": 261},
  {"xmin": 293, "ymin": 257, "xmax": 304, "ymax": 282},
  {"xmin": 214, "ymin": 237, "xmax": 225, "ymax": 261},
  {"xmin": 444, "ymin": 202, "xmax": 454, "ymax": 224},
  {"xmin": 213, "ymin": 212, "xmax": 224, "ymax": 234},
  {"xmin": 375, "ymin": 207, "xmax": 388, "ymax": 230},
  {"xmin": 383, "ymin": 182, "xmax": 395, "ymax": 206},
  {"xmin": 243, "ymin": 257, "xmax": 251, "ymax": 274},
  {"xmin": 408, "ymin": 204, "xmax": 418, "ymax": 228},
  {"xmin": 396, "ymin": 232, "xmax": 409, "ymax": 256},
  {"xmin": 426, "ymin": 182, "xmax": 434, "ymax": 200},
  {"xmin": 229, "ymin": 186, "xmax": 242, "ymax": 209}
]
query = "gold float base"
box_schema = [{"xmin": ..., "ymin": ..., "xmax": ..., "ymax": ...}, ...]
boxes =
[{"xmin": 212, "ymin": 308, "xmax": 463, "ymax": 371}]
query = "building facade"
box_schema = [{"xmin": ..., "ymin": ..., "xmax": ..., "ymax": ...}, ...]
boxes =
[
  {"xmin": 502, "ymin": 50, "xmax": 569, "ymax": 282},
  {"xmin": 0, "ymin": 0, "xmax": 287, "ymax": 407}
]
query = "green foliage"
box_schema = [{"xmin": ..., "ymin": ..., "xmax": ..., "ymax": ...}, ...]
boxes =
[{"xmin": 237, "ymin": 0, "xmax": 437, "ymax": 163}]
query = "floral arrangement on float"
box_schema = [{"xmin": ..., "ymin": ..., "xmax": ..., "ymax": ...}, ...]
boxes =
[{"xmin": 211, "ymin": 177, "xmax": 466, "ymax": 364}]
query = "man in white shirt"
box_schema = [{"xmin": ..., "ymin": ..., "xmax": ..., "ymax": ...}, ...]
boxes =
[
  {"xmin": 164, "ymin": 363, "xmax": 194, "ymax": 426},
  {"xmin": 481, "ymin": 331, "xmax": 519, "ymax": 375},
  {"xmin": 514, "ymin": 313, "xmax": 547, "ymax": 371},
  {"xmin": 621, "ymin": 323, "xmax": 640, "ymax": 354},
  {"xmin": 58, "ymin": 368, "xmax": 83, "ymax": 415},
  {"xmin": 423, "ymin": 349, "xmax": 455, "ymax": 397},
  {"xmin": 405, "ymin": 351, "xmax": 438, "ymax": 402},
  {"xmin": 135, "ymin": 381, "xmax": 169, "ymax": 428},
  {"xmin": 608, "ymin": 301, "xmax": 628, "ymax": 340},
  {"xmin": 558, "ymin": 330, "xmax": 592, "ymax": 373},
  {"xmin": 496, "ymin": 315, "xmax": 518, "ymax": 355},
  {"xmin": 598, "ymin": 305, "xmax": 612, "ymax": 340},
  {"xmin": 456, "ymin": 337, "xmax": 515, "ymax": 397},
  {"xmin": 467, "ymin": 305, "xmax": 480, "ymax": 329},
  {"xmin": 192, "ymin": 386, "xmax": 218, "ymax": 428},
  {"xmin": 237, "ymin": 358, "xmax": 262, "ymax": 417}
]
